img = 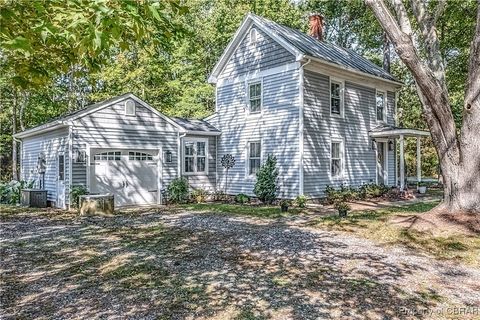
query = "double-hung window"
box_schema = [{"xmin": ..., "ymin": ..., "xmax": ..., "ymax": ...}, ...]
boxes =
[
  {"xmin": 248, "ymin": 82, "xmax": 262, "ymax": 113},
  {"xmin": 330, "ymin": 81, "xmax": 343, "ymax": 116},
  {"xmin": 248, "ymin": 141, "xmax": 261, "ymax": 176},
  {"xmin": 376, "ymin": 91, "xmax": 386, "ymax": 122},
  {"xmin": 184, "ymin": 139, "xmax": 207, "ymax": 174},
  {"xmin": 331, "ymin": 140, "xmax": 343, "ymax": 177}
]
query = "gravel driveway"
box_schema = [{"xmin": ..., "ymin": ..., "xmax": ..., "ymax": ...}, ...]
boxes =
[{"xmin": 1, "ymin": 209, "xmax": 479, "ymax": 319}]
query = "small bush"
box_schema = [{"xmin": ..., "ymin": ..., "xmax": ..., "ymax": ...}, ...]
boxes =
[
  {"xmin": 191, "ymin": 188, "xmax": 209, "ymax": 203},
  {"xmin": 70, "ymin": 185, "xmax": 89, "ymax": 209},
  {"xmin": 333, "ymin": 200, "xmax": 351, "ymax": 217},
  {"xmin": 326, "ymin": 184, "xmax": 389, "ymax": 204},
  {"xmin": 213, "ymin": 190, "xmax": 227, "ymax": 202},
  {"xmin": 0, "ymin": 180, "xmax": 34, "ymax": 204},
  {"xmin": 294, "ymin": 195, "xmax": 307, "ymax": 208},
  {"xmin": 234, "ymin": 193, "xmax": 250, "ymax": 204},
  {"xmin": 167, "ymin": 177, "xmax": 189, "ymax": 204},
  {"xmin": 253, "ymin": 154, "xmax": 278, "ymax": 204}
]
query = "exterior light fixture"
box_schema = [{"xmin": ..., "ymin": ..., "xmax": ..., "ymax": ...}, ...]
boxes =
[
  {"xmin": 371, "ymin": 138, "xmax": 376, "ymax": 150},
  {"xmin": 388, "ymin": 140, "xmax": 394, "ymax": 151},
  {"xmin": 165, "ymin": 151, "xmax": 172, "ymax": 163}
]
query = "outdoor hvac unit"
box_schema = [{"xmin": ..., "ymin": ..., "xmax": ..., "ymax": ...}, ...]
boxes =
[{"xmin": 21, "ymin": 189, "xmax": 48, "ymax": 208}]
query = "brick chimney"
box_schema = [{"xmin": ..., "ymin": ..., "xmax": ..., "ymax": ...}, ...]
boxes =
[{"xmin": 308, "ymin": 13, "xmax": 324, "ymax": 41}]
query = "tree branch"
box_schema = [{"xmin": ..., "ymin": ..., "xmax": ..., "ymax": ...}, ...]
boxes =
[
  {"xmin": 365, "ymin": 0, "xmax": 459, "ymax": 162},
  {"xmin": 386, "ymin": 0, "xmax": 413, "ymax": 35},
  {"xmin": 410, "ymin": 0, "xmax": 446, "ymax": 85},
  {"xmin": 466, "ymin": 0, "xmax": 480, "ymax": 109}
]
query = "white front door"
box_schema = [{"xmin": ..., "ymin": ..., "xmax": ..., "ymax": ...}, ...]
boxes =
[
  {"xmin": 57, "ymin": 154, "xmax": 66, "ymax": 208},
  {"xmin": 90, "ymin": 149, "xmax": 158, "ymax": 206},
  {"xmin": 376, "ymin": 142, "xmax": 387, "ymax": 185}
]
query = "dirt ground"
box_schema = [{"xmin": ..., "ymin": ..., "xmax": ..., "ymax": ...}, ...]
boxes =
[{"xmin": 1, "ymin": 208, "xmax": 479, "ymax": 319}]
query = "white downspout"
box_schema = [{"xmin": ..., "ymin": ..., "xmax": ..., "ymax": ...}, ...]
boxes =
[
  {"xmin": 298, "ymin": 58, "xmax": 311, "ymax": 197},
  {"xmin": 177, "ymin": 132, "xmax": 187, "ymax": 178}
]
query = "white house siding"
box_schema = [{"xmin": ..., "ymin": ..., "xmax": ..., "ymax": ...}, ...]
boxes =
[
  {"xmin": 181, "ymin": 134, "xmax": 217, "ymax": 191},
  {"xmin": 303, "ymin": 69, "xmax": 396, "ymax": 197},
  {"xmin": 215, "ymin": 69, "xmax": 300, "ymax": 198},
  {"xmin": 220, "ymin": 26, "xmax": 295, "ymax": 79},
  {"xmin": 21, "ymin": 127, "xmax": 69, "ymax": 203},
  {"xmin": 71, "ymin": 100, "xmax": 179, "ymax": 194}
]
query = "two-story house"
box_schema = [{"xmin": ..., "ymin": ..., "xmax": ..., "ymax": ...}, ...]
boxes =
[
  {"xmin": 206, "ymin": 13, "xmax": 428, "ymax": 199},
  {"xmin": 15, "ymin": 13, "xmax": 428, "ymax": 208}
]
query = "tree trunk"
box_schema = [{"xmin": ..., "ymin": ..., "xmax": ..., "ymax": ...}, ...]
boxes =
[
  {"xmin": 365, "ymin": 0, "xmax": 480, "ymax": 213},
  {"xmin": 382, "ymin": 32, "xmax": 390, "ymax": 73},
  {"xmin": 12, "ymin": 92, "xmax": 18, "ymax": 181}
]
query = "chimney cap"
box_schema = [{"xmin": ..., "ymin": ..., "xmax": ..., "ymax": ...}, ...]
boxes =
[{"xmin": 309, "ymin": 12, "xmax": 323, "ymax": 18}]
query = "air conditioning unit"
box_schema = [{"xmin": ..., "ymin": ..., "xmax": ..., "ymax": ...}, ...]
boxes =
[{"xmin": 21, "ymin": 189, "xmax": 47, "ymax": 208}]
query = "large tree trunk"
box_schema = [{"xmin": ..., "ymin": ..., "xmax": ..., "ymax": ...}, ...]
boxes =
[{"xmin": 365, "ymin": 0, "xmax": 480, "ymax": 213}]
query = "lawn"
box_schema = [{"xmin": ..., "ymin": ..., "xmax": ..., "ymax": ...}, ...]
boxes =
[
  {"xmin": 310, "ymin": 201, "xmax": 480, "ymax": 267},
  {"xmin": 177, "ymin": 202, "xmax": 305, "ymax": 218}
]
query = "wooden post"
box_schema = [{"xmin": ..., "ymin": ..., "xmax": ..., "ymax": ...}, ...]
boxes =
[
  {"xmin": 399, "ymin": 134, "xmax": 405, "ymax": 191},
  {"xmin": 416, "ymin": 137, "xmax": 421, "ymax": 183}
]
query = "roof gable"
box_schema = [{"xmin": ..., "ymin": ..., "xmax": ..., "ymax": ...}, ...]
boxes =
[
  {"xmin": 209, "ymin": 13, "xmax": 400, "ymax": 85},
  {"xmin": 15, "ymin": 93, "xmax": 185, "ymax": 138}
]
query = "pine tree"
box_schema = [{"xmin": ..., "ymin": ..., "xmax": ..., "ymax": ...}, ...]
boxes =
[{"xmin": 253, "ymin": 154, "xmax": 279, "ymax": 204}]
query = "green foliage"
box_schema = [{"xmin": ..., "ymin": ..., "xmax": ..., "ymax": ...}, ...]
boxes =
[
  {"xmin": 279, "ymin": 199, "xmax": 292, "ymax": 208},
  {"xmin": 0, "ymin": 180, "xmax": 34, "ymax": 204},
  {"xmin": 358, "ymin": 184, "xmax": 390, "ymax": 199},
  {"xmin": 70, "ymin": 185, "xmax": 89, "ymax": 209},
  {"xmin": 294, "ymin": 195, "xmax": 307, "ymax": 208},
  {"xmin": 167, "ymin": 177, "xmax": 189, "ymax": 204},
  {"xmin": 190, "ymin": 188, "xmax": 209, "ymax": 203},
  {"xmin": 212, "ymin": 190, "xmax": 227, "ymax": 202},
  {"xmin": 234, "ymin": 193, "xmax": 250, "ymax": 204},
  {"xmin": 0, "ymin": 0, "xmax": 187, "ymax": 88},
  {"xmin": 325, "ymin": 184, "xmax": 389, "ymax": 204},
  {"xmin": 333, "ymin": 201, "xmax": 351, "ymax": 217},
  {"xmin": 253, "ymin": 154, "xmax": 279, "ymax": 204}
]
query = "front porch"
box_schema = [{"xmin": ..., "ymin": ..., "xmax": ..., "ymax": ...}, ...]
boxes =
[{"xmin": 370, "ymin": 124, "xmax": 431, "ymax": 191}]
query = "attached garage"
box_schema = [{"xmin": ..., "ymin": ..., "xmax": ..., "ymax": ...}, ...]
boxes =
[{"xmin": 15, "ymin": 93, "xmax": 220, "ymax": 208}]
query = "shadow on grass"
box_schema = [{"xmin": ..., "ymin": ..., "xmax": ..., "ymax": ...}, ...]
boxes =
[
  {"xmin": 0, "ymin": 209, "xmax": 445, "ymax": 319},
  {"xmin": 176, "ymin": 203, "xmax": 304, "ymax": 219}
]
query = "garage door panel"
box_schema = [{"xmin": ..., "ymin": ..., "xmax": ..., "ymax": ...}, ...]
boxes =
[{"xmin": 91, "ymin": 149, "xmax": 159, "ymax": 206}]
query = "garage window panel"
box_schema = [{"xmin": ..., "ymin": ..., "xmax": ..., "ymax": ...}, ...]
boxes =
[{"xmin": 129, "ymin": 151, "xmax": 154, "ymax": 161}]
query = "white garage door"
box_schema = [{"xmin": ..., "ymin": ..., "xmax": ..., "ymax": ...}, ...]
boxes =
[{"xmin": 90, "ymin": 149, "xmax": 159, "ymax": 206}]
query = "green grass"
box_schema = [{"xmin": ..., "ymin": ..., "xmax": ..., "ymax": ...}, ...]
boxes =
[
  {"xmin": 312, "ymin": 201, "xmax": 480, "ymax": 267},
  {"xmin": 176, "ymin": 203, "xmax": 304, "ymax": 218}
]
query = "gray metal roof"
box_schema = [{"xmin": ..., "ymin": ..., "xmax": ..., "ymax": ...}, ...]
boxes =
[
  {"xmin": 252, "ymin": 14, "xmax": 399, "ymax": 82},
  {"xmin": 171, "ymin": 117, "xmax": 220, "ymax": 133}
]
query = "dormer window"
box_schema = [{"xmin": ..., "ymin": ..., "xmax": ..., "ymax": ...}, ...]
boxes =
[
  {"xmin": 249, "ymin": 28, "xmax": 258, "ymax": 44},
  {"xmin": 125, "ymin": 99, "xmax": 136, "ymax": 116}
]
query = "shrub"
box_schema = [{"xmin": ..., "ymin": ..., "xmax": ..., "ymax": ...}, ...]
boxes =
[
  {"xmin": 70, "ymin": 185, "xmax": 89, "ymax": 209},
  {"xmin": 0, "ymin": 180, "xmax": 34, "ymax": 204},
  {"xmin": 359, "ymin": 183, "xmax": 389, "ymax": 199},
  {"xmin": 167, "ymin": 177, "xmax": 189, "ymax": 204},
  {"xmin": 191, "ymin": 188, "xmax": 209, "ymax": 203},
  {"xmin": 333, "ymin": 200, "xmax": 351, "ymax": 217},
  {"xmin": 294, "ymin": 195, "xmax": 307, "ymax": 208},
  {"xmin": 234, "ymin": 193, "xmax": 250, "ymax": 204},
  {"xmin": 253, "ymin": 154, "xmax": 278, "ymax": 204},
  {"xmin": 279, "ymin": 199, "xmax": 292, "ymax": 212},
  {"xmin": 212, "ymin": 190, "xmax": 227, "ymax": 202}
]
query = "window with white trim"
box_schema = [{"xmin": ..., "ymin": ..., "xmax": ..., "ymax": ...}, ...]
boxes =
[
  {"xmin": 249, "ymin": 28, "xmax": 258, "ymax": 44},
  {"xmin": 331, "ymin": 140, "xmax": 343, "ymax": 177},
  {"xmin": 248, "ymin": 141, "xmax": 261, "ymax": 175},
  {"xmin": 125, "ymin": 99, "xmax": 136, "ymax": 116},
  {"xmin": 248, "ymin": 82, "xmax": 262, "ymax": 113},
  {"xmin": 330, "ymin": 81, "xmax": 343, "ymax": 116},
  {"xmin": 376, "ymin": 91, "xmax": 386, "ymax": 121},
  {"xmin": 183, "ymin": 139, "xmax": 207, "ymax": 174}
]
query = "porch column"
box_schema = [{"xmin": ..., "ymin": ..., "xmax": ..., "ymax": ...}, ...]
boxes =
[
  {"xmin": 416, "ymin": 137, "xmax": 421, "ymax": 183},
  {"xmin": 399, "ymin": 134, "xmax": 405, "ymax": 191}
]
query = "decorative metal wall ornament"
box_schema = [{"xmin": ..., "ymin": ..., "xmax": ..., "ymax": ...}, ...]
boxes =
[{"xmin": 221, "ymin": 154, "xmax": 235, "ymax": 193}]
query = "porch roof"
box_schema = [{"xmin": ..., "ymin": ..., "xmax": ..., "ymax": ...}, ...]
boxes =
[{"xmin": 369, "ymin": 124, "xmax": 430, "ymax": 138}]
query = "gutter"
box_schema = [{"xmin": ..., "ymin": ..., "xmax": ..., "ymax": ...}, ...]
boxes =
[
  {"xmin": 14, "ymin": 122, "xmax": 69, "ymax": 139},
  {"xmin": 301, "ymin": 55, "xmax": 403, "ymax": 88}
]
